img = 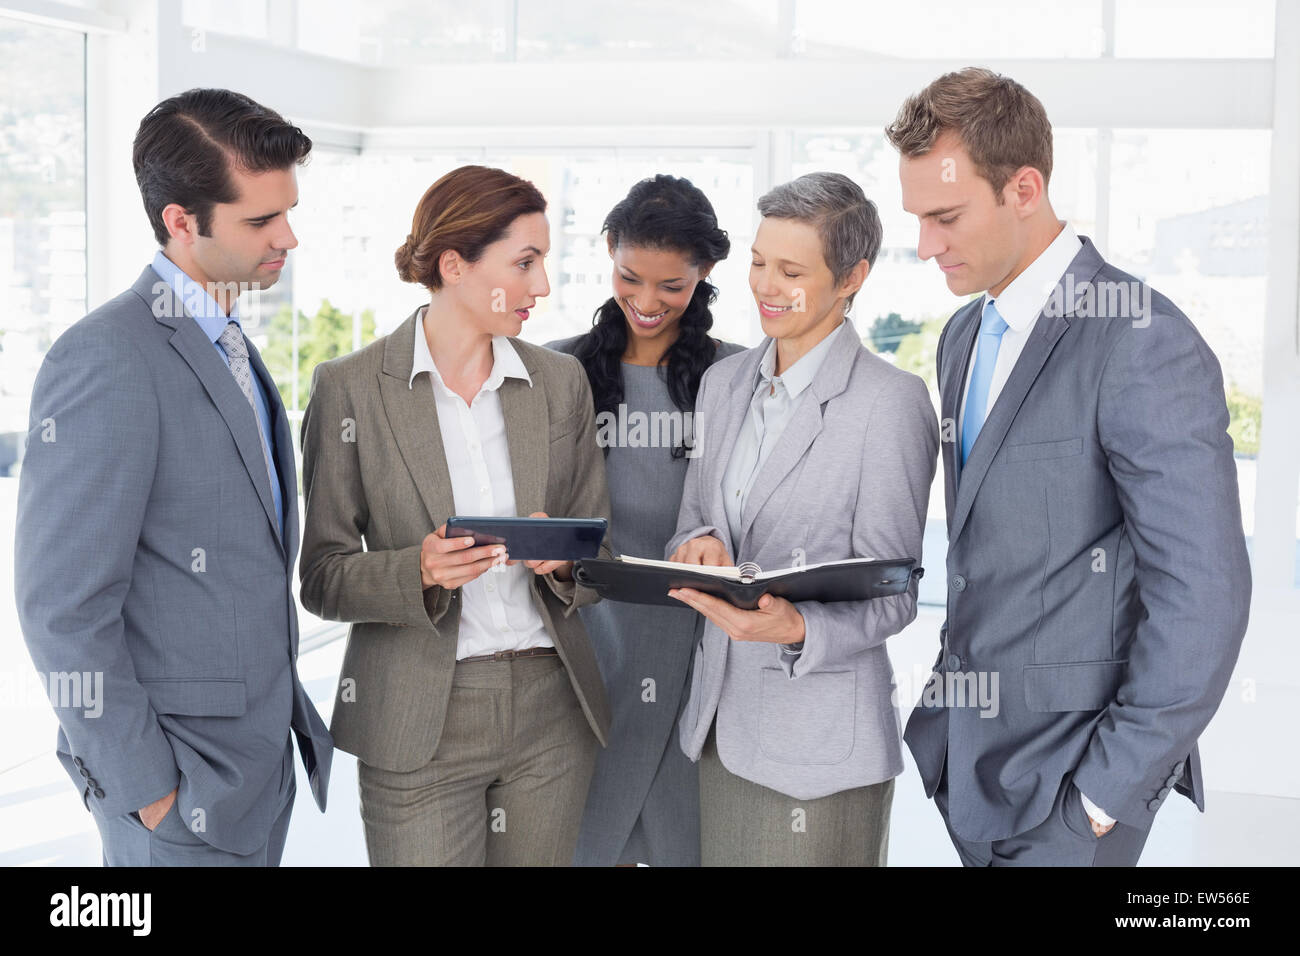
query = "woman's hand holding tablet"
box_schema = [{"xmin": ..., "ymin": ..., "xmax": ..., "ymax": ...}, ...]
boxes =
[
  {"xmin": 420, "ymin": 524, "xmax": 507, "ymax": 590},
  {"xmin": 444, "ymin": 513, "xmax": 608, "ymax": 583}
]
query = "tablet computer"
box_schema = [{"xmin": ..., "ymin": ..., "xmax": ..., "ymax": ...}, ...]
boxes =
[{"xmin": 445, "ymin": 516, "xmax": 607, "ymax": 561}]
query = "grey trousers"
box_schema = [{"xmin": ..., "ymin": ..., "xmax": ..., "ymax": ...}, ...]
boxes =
[
  {"xmin": 934, "ymin": 761, "xmax": 1154, "ymax": 866},
  {"xmin": 358, "ymin": 654, "xmax": 598, "ymax": 867},
  {"xmin": 92, "ymin": 740, "xmax": 295, "ymax": 866},
  {"xmin": 699, "ymin": 723, "xmax": 894, "ymax": 866}
]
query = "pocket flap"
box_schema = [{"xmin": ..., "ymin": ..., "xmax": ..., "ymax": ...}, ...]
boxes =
[
  {"xmin": 142, "ymin": 679, "xmax": 247, "ymax": 717},
  {"xmin": 1023, "ymin": 660, "xmax": 1126, "ymax": 712},
  {"xmin": 1006, "ymin": 438, "xmax": 1083, "ymax": 461}
]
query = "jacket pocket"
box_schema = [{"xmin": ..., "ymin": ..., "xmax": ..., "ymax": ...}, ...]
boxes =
[
  {"xmin": 1006, "ymin": 438, "xmax": 1084, "ymax": 462},
  {"xmin": 758, "ymin": 667, "xmax": 855, "ymax": 765},
  {"xmin": 548, "ymin": 410, "xmax": 581, "ymax": 443},
  {"xmin": 141, "ymin": 678, "xmax": 247, "ymax": 717},
  {"xmin": 1023, "ymin": 660, "xmax": 1127, "ymax": 712}
]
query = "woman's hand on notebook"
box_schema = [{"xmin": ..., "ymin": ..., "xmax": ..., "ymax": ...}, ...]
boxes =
[{"xmin": 668, "ymin": 534, "xmax": 732, "ymax": 567}]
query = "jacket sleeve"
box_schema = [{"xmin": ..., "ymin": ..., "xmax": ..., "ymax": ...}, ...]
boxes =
[
  {"xmin": 780, "ymin": 371, "xmax": 940, "ymax": 678},
  {"xmin": 299, "ymin": 360, "xmax": 451, "ymax": 628},
  {"xmin": 1071, "ymin": 308, "xmax": 1251, "ymax": 827},
  {"xmin": 14, "ymin": 321, "xmax": 181, "ymax": 818}
]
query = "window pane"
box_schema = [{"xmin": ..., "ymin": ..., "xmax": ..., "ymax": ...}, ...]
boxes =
[
  {"xmin": 286, "ymin": 148, "xmax": 758, "ymax": 366},
  {"xmin": 353, "ymin": 0, "xmax": 506, "ymax": 65},
  {"xmin": 0, "ymin": 17, "xmax": 86, "ymax": 478},
  {"xmin": 1107, "ymin": 129, "xmax": 1270, "ymax": 539},
  {"xmin": 517, "ymin": 0, "xmax": 781, "ymax": 60},
  {"xmin": 794, "ymin": 0, "xmax": 1104, "ymax": 59},
  {"xmin": 1114, "ymin": 0, "xmax": 1275, "ymax": 58},
  {"xmin": 181, "ymin": 0, "xmax": 269, "ymax": 40},
  {"xmin": 295, "ymin": 0, "xmax": 784, "ymax": 65}
]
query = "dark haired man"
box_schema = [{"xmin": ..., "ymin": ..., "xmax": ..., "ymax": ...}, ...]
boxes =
[
  {"xmin": 888, "ymin": 68, "xmax": 1250, "ymax": 866},
  {"xmin": 15, "ymin": 88, "xmax": 332, "ymax": 866}
]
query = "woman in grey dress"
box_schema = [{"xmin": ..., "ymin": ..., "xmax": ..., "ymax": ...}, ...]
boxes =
[{"xmin": 549, "ymin": 174, "xmax": 743, "ymax": 866}]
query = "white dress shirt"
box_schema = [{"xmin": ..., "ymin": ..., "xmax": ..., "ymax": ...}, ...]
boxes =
[
  {"xmin": 409, "ymin": 308, "xmax": 552, "ymax": 660},
  {"xmin": 722, "ymin": 321, "xmax": 845, "ymax": 556},
  {"xmin": 953, "ymin": 223, "xmax": 1114, "ymax": 829}
]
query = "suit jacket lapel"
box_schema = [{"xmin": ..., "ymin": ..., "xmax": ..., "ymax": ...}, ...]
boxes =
[
  {"xmin": 378, "ymin": 309, "xmax": 456, "ymax": 529},
  {"xmin": 499, "ymin": 347, "xmax": 547, "ymax": 520},
  {"xmin": 948, "ymin": 241, "xmax": 1107, "ymax": 544},
  {"xmin": 940, "ymin": 300, "xmax": 982, "ymax": 529},
  {"xmin": 137, "ymin": 268, "xmax": 284, "ymax": 551},
  {"xmin": 737, "ymin": 320, "xmax": 857, "ymax": 556}
]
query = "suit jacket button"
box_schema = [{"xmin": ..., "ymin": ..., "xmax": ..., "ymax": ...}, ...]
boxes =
[
  {"xmin": 1156, "ymin": 786, "xmax": 1170, "ymax": 799},
  {"xmin": 85, "ymin": 777, "xmax": 98, "ymax": 789},
  {"xmin": 950, "ymin": 574, "xmax": 967, "ymax": 592},
  {"xmin": 1173, "ymin": 760, "xmax": 1185, "ymax": 775},
  {"xmin": 1164, "ymin": 773, "xmax": 1180, "ymax": 788},
  {"xmin": 79, "ymin": 767, "xmax": 90, "ymax": 778},
  {"xmin": 946, "ymin": 654, "xmax": 961, "ymax": 670},
  {"xmin": 1147, "ymin": 797, "xmax": 1161, "ymax": 811},
  {"xmin": 73, "ymin": 757, "xmax": 84, "ymax": 768},
  {"xmin": 93, "ymin": 788, "xmax": 105, "ymax": 799}
]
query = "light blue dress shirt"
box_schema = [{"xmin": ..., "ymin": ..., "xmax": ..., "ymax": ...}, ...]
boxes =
[
  {"xmin": 721, "ymin": 321, "xmax": 845, "ymax": 557},
  {"xmin": 151, "ymin": 250, "xmax": 284, "ymax": 540}
]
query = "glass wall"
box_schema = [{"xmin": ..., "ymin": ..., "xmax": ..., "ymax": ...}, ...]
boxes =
[{"xmin": 0, "ymin": 17, "xmax": 85, "ymax": 478}]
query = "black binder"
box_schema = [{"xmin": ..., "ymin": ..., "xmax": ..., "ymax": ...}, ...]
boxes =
[{"xmin": 573, "ymin": 555, "xmax": 922, "ymax": 610}]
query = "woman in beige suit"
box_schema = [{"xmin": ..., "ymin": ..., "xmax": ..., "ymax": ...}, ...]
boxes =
[{"xmin": 298, "ymin": 165, "xmax": 612, "ymax": 866}]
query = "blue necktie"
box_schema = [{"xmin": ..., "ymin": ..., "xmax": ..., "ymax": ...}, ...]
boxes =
[{"xmin": 961, "ymin": 300, "xmax": 1009, "ymax": 467}]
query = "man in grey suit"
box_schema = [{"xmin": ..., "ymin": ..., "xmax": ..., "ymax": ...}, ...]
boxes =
[
  {"xmin": 888, "ymin": 68, "xmax": 1250, "ymax": 865},
  {"xmin": 15, "ymin": 88, "xmax": 332, "ymax": 866}
]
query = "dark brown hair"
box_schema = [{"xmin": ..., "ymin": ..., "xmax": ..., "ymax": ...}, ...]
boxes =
[
  {"xmin": 133, "ymin": 88, "xmax": 312, "ymax": 246},
  {"xmin": 885, "ymin": 67, "xmax": 1053, "ymax": 201},
  {"xmin": 396, "ymin": 165, "xmax": 547, "ymax": 291}
]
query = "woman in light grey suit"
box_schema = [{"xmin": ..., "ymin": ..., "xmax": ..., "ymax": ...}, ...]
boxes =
[{"xmin": 666, "ymin": 173, "xmax": 940, "ymax": 866}]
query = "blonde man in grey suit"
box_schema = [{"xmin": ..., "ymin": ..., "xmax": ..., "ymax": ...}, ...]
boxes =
[
  {"xmin": 299, "ymin": 166, "xmax": 612, "ymax": 866},
  {"xmin": 891, "ymin": 69, "xmax": 1249, "ymax": 866},
  {"xmin": 667, "ymin": 173, "xmax": 940, "ymax": 866}
]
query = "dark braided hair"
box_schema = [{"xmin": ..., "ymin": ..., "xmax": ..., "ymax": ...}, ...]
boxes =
[{"xmin": 571, "ymin": 175, "xmax": 730, "ymax": 458}]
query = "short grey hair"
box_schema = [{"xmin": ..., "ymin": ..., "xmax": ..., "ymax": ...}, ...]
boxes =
[{"xmin": 757, "ymin": 172, "xmax": 882, "ymax": 308}]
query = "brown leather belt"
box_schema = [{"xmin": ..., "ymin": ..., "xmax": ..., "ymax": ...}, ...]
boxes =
[{"xmin": 459, "ymin": 647, "xmax": 559, "ymax": 664}]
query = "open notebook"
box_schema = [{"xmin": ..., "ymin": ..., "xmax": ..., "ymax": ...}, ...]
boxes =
[{"xmin": 574, "ymin": 554, "xmax": 922, "ymax": 611}]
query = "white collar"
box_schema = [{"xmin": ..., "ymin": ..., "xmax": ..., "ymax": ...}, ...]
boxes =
[
  {"xmin": 409, "ymin": 307, "xmax": 532, "ymax": 391},
  {"xmin": 757, "ymin": 318, "xmax": 845, "ymax": 400},
  {"xmin": 983, "ymin": 221, "xmax": 1083, "ymax": 332}
]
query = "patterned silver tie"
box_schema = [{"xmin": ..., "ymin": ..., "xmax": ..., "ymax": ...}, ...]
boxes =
[{"xmin": 217, "ymin": 320, "xmax": 274, "ymax": 485}]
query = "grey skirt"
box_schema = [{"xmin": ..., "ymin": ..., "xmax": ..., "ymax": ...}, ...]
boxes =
[{"xmin": 699, "ymin": 722, "xmax": 894, "ymax": 866}]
